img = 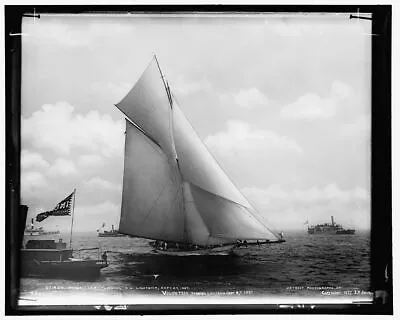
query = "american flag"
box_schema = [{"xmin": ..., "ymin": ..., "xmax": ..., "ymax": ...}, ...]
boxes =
[{"xmin": 36, "ymin": 191, "xmax": 75, "ymax": 222}]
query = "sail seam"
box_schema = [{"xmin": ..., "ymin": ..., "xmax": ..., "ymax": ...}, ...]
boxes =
[
  {"xmin": 183, "ymin": 193, "xmax": 213, "ymax": 241},
  {"xmin": 156, "ymin": 182, "xmax": 184, "ymax": 242},
  {"xmin": 138, "ymin": 180, "xmax": 172, "ymax": 227}
]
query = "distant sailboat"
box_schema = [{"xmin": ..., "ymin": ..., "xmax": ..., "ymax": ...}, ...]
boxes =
[{"xmin": 115, "ymin": 56, "xmax": 285, "ymax": 255}]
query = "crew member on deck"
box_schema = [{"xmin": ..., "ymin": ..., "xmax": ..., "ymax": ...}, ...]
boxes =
[{"xmin": 102, "ymin": 251, "xmax": 108, "ymax": 264}]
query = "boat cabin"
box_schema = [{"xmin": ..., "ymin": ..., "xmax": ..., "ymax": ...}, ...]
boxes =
[
  {"xmin": 25, "ymin": 239, "xmax": 67, "ymax": 250},
  {"xmin": 22, "ymin": 239, "xmax": 72, "ymax": 262}
]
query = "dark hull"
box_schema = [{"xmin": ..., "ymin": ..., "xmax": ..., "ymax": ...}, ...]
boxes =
[
  {"xmin": 22, "ymin": 259, "xmax": 108, "ymax": 280},
  {"xmin": 21, "ymin": 248, "xmax": 73, "ymax": 261},
  {"xmin": 336, "ymin": 229, "xmax": 355, "ymax": 234},
  {"xmin": 21, "ymin": 246, "xmax": 108, "ymax": 280},
  {"xmin": 152, "ymin": 244, "xmax": 236, "ymax": 256},
  {"xmin": 98, "ymin": 233, "xmax": 126, "ymax": 237},
  {"xmin": 149, "ymin": 239, "xmax": 285, "ymax": 256},
  {"xmin": 24, "ymin": 230, "xmax": 60, "ymax": 236},
  {"xmin": 308, "ymin": 229, "xmax": 355, "ymax": 235}
]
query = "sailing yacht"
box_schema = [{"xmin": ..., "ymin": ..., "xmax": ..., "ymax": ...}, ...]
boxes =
[{"xmin": 115, "ymin": 56, "xmax": 285, "ymax": 255}]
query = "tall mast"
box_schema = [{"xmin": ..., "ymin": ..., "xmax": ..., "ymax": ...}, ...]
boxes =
[
  {"xmin": 69, "ymin": 189, "xmax": 76, "ymax": 249},
  {"xmin": 154, "ymin": 54, "xmax": 188, "ymax": 243},
  {"xmin": 154, "ymin": 55, "xmax": 173, "ymax": 108}
]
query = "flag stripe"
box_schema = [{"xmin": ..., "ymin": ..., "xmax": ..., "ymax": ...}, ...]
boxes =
[{"xmin": 35, "ymin": 191, "xmax": 74, "ymax": 222}]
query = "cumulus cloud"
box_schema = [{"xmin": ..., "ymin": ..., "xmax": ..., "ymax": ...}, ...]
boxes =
[
  {"xmin": 205, "ymin": 120, "xmax": 302, "ymax": 154},
  {"xmin": 73, "ymin": 201, "xmax": 120, "ymax": 231},
  {"xmin": 281, "ymin": 81, "xmax": 354, "ymax": 120},
  {"xmin": 243, "ymin": 183, "xmax": 369, "ymax": 206},
  {"xmin": 37, "ymin": 201, "xmax": 121, "ymax": 233},
  {"xmin": 281, "ymin": 93, "xmax": 336, "ymax": 119},
  {"xmin": 21, "ymin": 171, "xmax": 48, "ymax": 199},
  {"xmin": 78, "ymin": 154, "xmax": 105, "ymax": 167},
  {"xmin": 242, "ymin": 184, "xmax": 370, "ymax": 230},
  {"xmin": 84, "ymin": 177, "xmax": 121, "ymax": 192},
  {"xmin": 220, "ymin": 87, "xmax": 268, "ymax": 109},
  {"xmin": 22, "ymin": 101, "xmax": 124, "ymax": 157},
  {"xmin": 91, "ymin": 81, "xmax": 132, "ymax": 104},
  {"xmin": 21, "ymin": 150, "xmax": 50, "ymax": 170},
  {"xmin": 48, "ymin": 158, "xmax": 77, "ymax": 177}
]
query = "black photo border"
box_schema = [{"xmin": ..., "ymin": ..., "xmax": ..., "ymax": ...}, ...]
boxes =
[{"xmin": 4, "ymin": 4, "xmax": 392, "ymax": 315}]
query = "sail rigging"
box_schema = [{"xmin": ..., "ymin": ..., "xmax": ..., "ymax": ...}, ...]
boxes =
[
  {"xmin": 116, "ymin": 56, "xmax": 280, "ymax": 245},
  {"xmin": 115, "ymin": 59, "xmax": 175, "ymax": 160}
]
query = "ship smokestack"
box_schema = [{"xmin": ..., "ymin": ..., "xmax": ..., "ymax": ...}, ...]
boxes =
[{"xmin": 331, "ymin": 216, "xmax": 335, "ymax": 226}]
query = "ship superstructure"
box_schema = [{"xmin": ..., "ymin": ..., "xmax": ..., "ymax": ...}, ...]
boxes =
[{"xmin": 307, "ymin": 216, "xmax": 355, "ymax": 235}]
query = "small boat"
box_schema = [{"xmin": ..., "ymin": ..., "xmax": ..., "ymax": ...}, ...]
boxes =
[
  {"xmin": 21, "ymin": 239, "xmax": 108, "ymax": 279},
  {"xmin": 21, "ymin": 190, "xmax": 109, "ymax": 279},
  {"xmin": 24, "ymin": 219, "xmax": 60, "ymax": 236},
  {"xmin": 306, "ymin": 216, "xmax": 355, "ymax": 235},
  {"xmin": 98, "ymin": 224, "xmax": 126, "ymax": 237},
  {"xmin": 114, "ymin": 56, "xmax": 285, "ymax": 255}
]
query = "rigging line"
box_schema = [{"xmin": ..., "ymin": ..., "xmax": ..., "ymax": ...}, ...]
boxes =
[
  {"xmin": 138, "ymin": 178, "xmax": 175, "ymax": 228},
  {"xmin": 167, "ymin": 80, "xmax": 179, "ymax": 162},
  {"xmin": 249, "ymin": 209, "xmax": 280, "ymax": 238},
  {"xmin": 157, "ymin": 179, "xmax": 185, "ymax": 242},
  {"xmin": 168, "ymin": 100, "xmax": 280, "ymax": 237},
  {"xmin": 189, "ymin": 182, "xmax": 250, "ymax": 212},
  {"xmin": 115, "ymin": 55, "xmax": 172, "ymax": 150},
  {"xmin": 182, "ymin": 187, "xmax": 213, "ymax": 244},
  {"xmin": 115, "ymin": 55, "xmax": 156, "ymax": 105},
  {"xmin": 151, "ymin": 65, "xmax": 188, "ymax": 242},
  {"xmin": 171, "ymin": 93, "xmax": 252, "ymax": 207},
  {"xmin": 189, "ymin": 182, "xmax": 279, "ymax": 239},
  {"xmin": 124, "ymin": 117, "xmax": 178, "ymax": 169},
  {"xmin": 168, "ymin": 99, "xmax": 188, "ymax": 242},
  {"xmin": 148, "ymin": 55, "xmax": 175, "ymax": 162},
  {"xmin": 170, "ymin": 93, "xmax": 277, "ymax": 237},
  {"xmin": 153, "ymin": 55, "xmax": 173, "ymax": 109},
  {"xmin": 118, "ymin": 108, "xmax": 162, "ymax": 149}
]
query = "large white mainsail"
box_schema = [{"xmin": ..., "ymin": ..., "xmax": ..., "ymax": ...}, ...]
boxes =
[
  {"xmin": 116, "ymin": 56, "xmax": 280, "ymax": 247},
  {"xmin": 118, "ymin": 120, "xmax": 185, "ymax": 242}
]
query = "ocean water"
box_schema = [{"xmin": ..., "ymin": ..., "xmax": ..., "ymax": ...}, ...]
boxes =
[{"xmin": 18, "ymin": 230, "xmax": 372, "ymax": 306}]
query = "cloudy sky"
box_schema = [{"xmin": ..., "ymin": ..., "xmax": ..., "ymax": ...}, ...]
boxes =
[{"xmin": 20, "ymin": 13, "xmax": 371, "ymax": 233}]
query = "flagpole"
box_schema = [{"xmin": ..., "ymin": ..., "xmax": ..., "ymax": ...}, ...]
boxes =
[{"xmin": 69, "ymin": 189, "xmax": 76, "ymax": 249}]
